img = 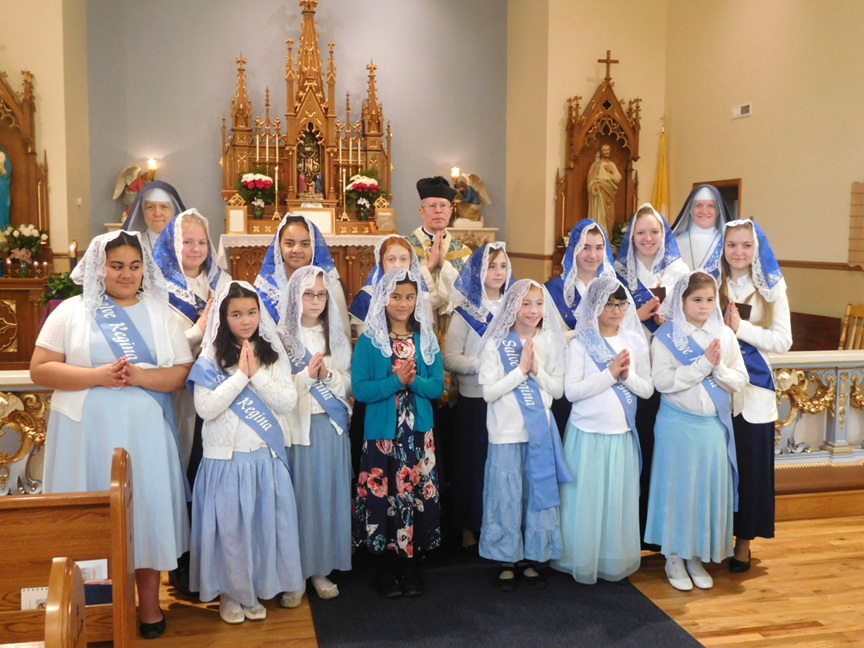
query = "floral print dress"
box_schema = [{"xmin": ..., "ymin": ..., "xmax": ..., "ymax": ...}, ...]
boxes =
[{"xmin": 354, "ymin": 336, "xmax": 441, "ymax": 557}]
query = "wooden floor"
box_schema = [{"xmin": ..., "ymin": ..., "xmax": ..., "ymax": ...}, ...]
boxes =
[{"xmin": 139, "ymin": 515, "xmax": 864, "ymax": 647}]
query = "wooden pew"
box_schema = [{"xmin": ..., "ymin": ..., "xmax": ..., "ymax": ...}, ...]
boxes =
[{"xmin": 0, "ymin": 448, "xmax": 136, "ymax": 647}]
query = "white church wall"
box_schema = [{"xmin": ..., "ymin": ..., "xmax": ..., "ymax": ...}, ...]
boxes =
[{"xmin": 85, "ymin": 0, "xmax": 507, "ymax": 242}]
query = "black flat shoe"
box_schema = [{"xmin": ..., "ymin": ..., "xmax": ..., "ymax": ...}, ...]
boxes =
[
  {"xmin": 140, "ymin": 612, "xmax": 166, "ymax": 639},
  {"xmin": 495, "ymin": 565, "xmax": 518, "ymax": 592},
  {"xmin": 375, "ymin": 571, "xmax": 403, "ymax": 599},
  {"xmin": 400, "ymin": 572, "xmax": 424, "ymax": 597},
  {"xmin": 518, "ymin": 562, "xmax": 548, "ymax": 590},
  {"xmin": 729, "ymin": 550, "xmax": 751, "ymax": 573}
]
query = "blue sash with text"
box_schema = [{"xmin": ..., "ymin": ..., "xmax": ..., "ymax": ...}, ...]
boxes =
[
  {"xmin": 738, "ymin": 340, "xmax": 775, "ymax": 392},
  {"xmin": 288, "ymin": 348, "xmax": 351, "ymax": 434},
  {"xmin": 454, "ymin": 305, "xmax": 494, "ymax": 338},
  {"xmin": 655, "ymin": 322, "xmax": 739, "ymax": 510},
  {"xmin": 94, "ymin": 294, "xmax": 191, "ymax": 499},
  {"xmin": 544, "ymin": 275, "xmax": 581, "ymax": 330},
  {"xmin": 628, "ymin": 278, "xmax": 660, "ymax": 334},
  {"xmin": 169, "ymin": 292, "xmax": 206, "ymax": 325},
  {"xmin": 186, "ymin": 358, "xmax": 290, "ymax": 469},
  {"xmin": 497, "ymin": 330, "xmax": 573, "ymax": 511},
  {"xmin": 583, "ymin": 336, "xmax": 643, "ymax": 473}
]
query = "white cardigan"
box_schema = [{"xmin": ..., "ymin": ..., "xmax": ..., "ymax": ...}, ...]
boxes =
[
  {"xmin": 479, "ymin": 330, "xmax": 564, "ymax": 444},
  {"xmin": 286, "ymin": 325, "xmax": 352, "ymax": 446},
  {"xmin": 566, "ymin": 329, "xmax": 654, "ymax": 434},
  {"xmin": 194, "ymin": 356, "xmax": 297, "ymax": 459},
  {"xmin": 650, "ymin": 323, "xmax": 748, "ymax": 414},
  {"xmin": 726, "ymin": 274, "xmax": 792, "ymax": 423},
  {"xmin": 35, "ymin": 294, "xmax": 193, "ymax": 422}
]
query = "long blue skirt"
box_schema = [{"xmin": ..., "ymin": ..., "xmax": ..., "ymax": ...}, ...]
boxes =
[
  {"xmin": 553, "ymin": 424, "xmax": 641, "ymax": 583},
  {"xmin": 479, "ymin": 442, "xmax": 562, "ymax": 564},
  {"xmin": 287, "ymin": 413, "xmax": 353, "ymax": 579},
  {"xmin": 645, "ymin": 399, "xmax": 734, "ymax": 563},
  {"xmin": 190, "ymin": 447, "xmax": 304, "ymax": 606}
]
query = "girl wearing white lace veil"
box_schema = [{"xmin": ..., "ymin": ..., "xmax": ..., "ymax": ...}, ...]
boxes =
[
  {"xmin": 348, "ymin": 234, "xmax": 431, "ymax": 333},
  {"xmin": 352, "ymin": 268, "xmax": 444, "ymax": 598},
  {"xmin": 186, "ymin": 280, "xmax": 304, "ymax": 623},
  {"xmin": 646, "ymin": 270, "xmax": 748, "ymax": 592},
  {"xmin": 615, "ymin": 203, "xmax": 690, "ymax": 334},
  {"xmin": 277, "ymin": 266, "xmax": 353, "ymax": 601},
  {"xmin": 254, "ymin": 213, "xmax": 350, "ymax": 335},
  {"xmin": 707, "ymin": 219, "xmax": 791, "ymax": 574},
  {"xmin": 31, "ymin": 230, "xmax": 193, "ymax": 638},
  {"xmin": 543, "ymin": 218, "xmax": 615, "ymax": 437},
  {"xmin": 477, "ymin": 279, "xmax": 571, "ymax": 591},
  {"xmin": 550, "ymin": 276, "xmax": 653, "ymax": 584},
  {"xmin": 442, "ymin": 242, "xmax": 514, "ymax": 550}
]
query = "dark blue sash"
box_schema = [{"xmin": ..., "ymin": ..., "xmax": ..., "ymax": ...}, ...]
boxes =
[
  {"xmin": 655, "ymin": 322, "xmax": 739, "ymax": 510},
  {"xmin": 497, "ymin": 330, "xmax": 573, "ymax": 511},
  {"xmin": 738, "ymin": 340, "xmax": 775, "ymax": 391},
  {"xmin": 584, "ymin": 338, "xmax": 642, "ymax": 472},
  {"xmin": 623, "ymin": 274, "xmax": 659, "ymax": 334},
  {"xmin": 94, "ymin": 295, "xmax": 191, "ymax": 499},
  {"xmin": 186, "ymin": 358, "xmax": 290, "ymax": 469},
  {"xmin": 544, "ymin": 275, "xmax": 580, "ymax": 330},
  {"xmin": 169, "ymin": 292, "xmax": 206, "ymax": 324},
  {"xmin": 287, "ymin": 348, "xmax": 351, "ymax": 433},
  {"xmin": 348, "ymin": 287, "xmax": 372, "ymax": 322},
  {"xmin": 454, "ymin": 305, "xmax": 493, "ymax": 338}
]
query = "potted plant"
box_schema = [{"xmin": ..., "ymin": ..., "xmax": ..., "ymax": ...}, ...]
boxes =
[
  {"xmin": 236, "ymin": 168, "xmax": 275, "ymax": 218},
  {"xmin": 0, "ymin": 223, "xmax": 48, "ymax": 278},
  {"xmin": 345, "ymin": 168, "xmax": 390, "ymax": 221}
]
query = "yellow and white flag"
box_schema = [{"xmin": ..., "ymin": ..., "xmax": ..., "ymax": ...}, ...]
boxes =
[{"xmin": 652, "ymin": 128, "xmax": 669, "ymax": 218}]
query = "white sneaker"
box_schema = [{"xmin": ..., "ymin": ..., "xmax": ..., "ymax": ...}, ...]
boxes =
[
  {"xmin": 242, "ymin": 602, "xmax": 267, "ymax": 621},
  {"xmin": 665, "ymin": 554, "xmax": 693, "ymax": 591},
  {"xmin": 219, "ymin": 594, "xmax": 245, "ymax": 624},
  {"xmin": 311, "ymin": 575, "xmax": 340, "ymax": 600},
  {"xmin": 280, "ymin": 584, "xmax": 306, "ymax": 609},
  {"xmin": 685, "ymin": 558, "xmax": 714, "ymax": 589}
]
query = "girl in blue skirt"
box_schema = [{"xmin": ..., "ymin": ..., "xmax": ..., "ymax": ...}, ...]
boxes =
[
  {"xmin": 707, "ymin": 220, "xmax": 791, "ymax": 573},
  {"xmin": 646, "ymin": 271, "xmax": 748, "ymax": 591},
  {"xmin": 478, "ymin": 279, "xmax": 571, "ymax": 591},
  {"xmin": 352, "ymin": 268, "xmax": 444, "ymax": 598},
  {"xmin": 188, "ymin": 281, "xmax": 303, "ymax": 623},
  {"xmin": 553, "ymin": 276, "xmax": 653, "ymax": 584},
  {"xmin": 278, "ymin": 266, "xmax": 354, "ymax": 601},
  {"xmin": 443, "ymin": 242, "xmax": 515, "ymax": 550}
]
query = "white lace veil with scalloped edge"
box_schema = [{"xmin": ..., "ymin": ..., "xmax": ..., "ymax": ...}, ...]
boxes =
[
  {"xmin": 70, "ymin": 229, "xmax": 168, "ymax": 316},
  {"xmin": 277, "ymin": 265, "xmax": 352, "ymax": 373},
  {"xmin": 199, "ymin": 279, "xmax": 290, "ymax": 368},
  {"xmin": 614, "ymin": 203, "xmax": 681, "ymax": 291},
  {"xmin": 362, "ymin": 267, "xmax": 439, "ymax": 365},
  {"xmin": 572, "ymin": 274, "xmax": 647, "ymax": 365},
  {"xmin": 480, "ymin": 278, "xmax": 568, "ymax": 376},
  {"xmin": 657, "ymin": 270, "xmax": 724, "ymax": 351}
]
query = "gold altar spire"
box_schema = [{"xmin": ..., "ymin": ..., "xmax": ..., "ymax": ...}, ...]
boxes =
[
  {"xmin": 362, "ymin": 60, "xmax": 383, "ymax": 136},
  {"xmin": 295, "ymin": 0, "xmax": 327, "ymax": 111},
  {"xmin": 285, "ymin": 39, "xmax": 296, "ymax": 118},
  {"xmin": 231, "ymin": 53, "xmax": 253, "ymax": 131},
  {"xmin": 326, "ymin": 42, "xmax": 337, "ymax": 117}
]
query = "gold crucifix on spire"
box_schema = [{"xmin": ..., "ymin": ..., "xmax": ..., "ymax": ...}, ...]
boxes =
[{"xmin": 598, "ymin": 50, "xmax": 619, "ymax": 83}]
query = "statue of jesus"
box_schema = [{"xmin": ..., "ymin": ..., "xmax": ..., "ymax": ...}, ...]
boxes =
[{"xmin": 587, "ymin": 143, "xmax": 621, "ymax": 234}]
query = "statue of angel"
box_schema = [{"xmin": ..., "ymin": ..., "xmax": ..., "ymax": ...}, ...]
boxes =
[
  {"xmin": 453, "ymin": 172, "xmax": 491, "ymax": 226},
  {"xmin": 112, "ymin": 165, "xmax": 145, "ymax": 218}
]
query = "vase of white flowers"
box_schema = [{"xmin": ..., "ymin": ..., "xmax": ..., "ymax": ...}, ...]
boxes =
[{"xmin": 1, "ymin": 223, "xmax": 48, "ymax": 278}]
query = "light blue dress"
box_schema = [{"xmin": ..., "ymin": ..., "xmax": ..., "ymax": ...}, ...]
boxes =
[{"xmin": 43, "ymin": 302, "xmax": 190, "ymax": 571}]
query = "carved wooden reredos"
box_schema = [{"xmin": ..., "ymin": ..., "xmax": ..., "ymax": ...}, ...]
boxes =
[
  {"xmin": 0, "ymin": 70, "xmax": 50, "ymax": 243},
  {"xmin": 220, "ymin": 0, "xmax": 392, "ymax": 212},
  {"xmin": 555, "ymin": 52, "xmax": 640, "ymax": 248}
]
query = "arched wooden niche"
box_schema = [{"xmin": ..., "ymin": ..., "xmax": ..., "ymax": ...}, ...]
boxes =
[
  {"xmin": 0, "ymin": 70, "xmax": 50, "ymax": 245},
  {"xmin": 554, "ymin": 54, "xmax": 640, "ymax": 272}
]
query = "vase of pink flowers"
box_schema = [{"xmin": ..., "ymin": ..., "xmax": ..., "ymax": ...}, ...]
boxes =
[
  {"xmin": 236, "ymin": 168, "xmax": 275, "ymax": 208},
  {"xmin": 1, "ymin": 223, "xmax": 48, "ymax": 278}
]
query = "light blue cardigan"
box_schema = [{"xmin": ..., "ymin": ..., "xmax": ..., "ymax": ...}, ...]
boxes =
[{"xmin": 352, "ymin": 332, "xmax": 444, "ymax": 440}]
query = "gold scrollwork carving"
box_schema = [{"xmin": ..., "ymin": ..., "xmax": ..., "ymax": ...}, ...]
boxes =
[
  {"xmin": 839, "ymin": 372, "xmax": 848, "ymax": 426},
  {"xmin": 774, "ymin": 370, "xmax": 836, "ymax": 433},
  {"xmin": 0, "ymin": 392, "xmax": 48, "ymax": 491},
  {"xmin": 851, "ymin": 374, "xmax": 864, "ymax": 411},
  {"xmin": 0, "ymin": 298, "xmax": 19, "ymax": 353}
]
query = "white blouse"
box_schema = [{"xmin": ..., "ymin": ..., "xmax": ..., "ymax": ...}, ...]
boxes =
[
  {"xmin": 566, "ymin": 330, "xmax": 654, "ymax": 434},
  {"xmin": 286, "ymin": 325, "xmax": 352, "ymax": 446},
  {"xmin": 650, "ymin": 322, "xmax": 748, "ymax": 414},
  {"xmin": 442, "ymin": 299, "xmax": 502, "ymax": 399},
  {"xmin": 194, "ymin": 352, "xmax": 297, "ymax": 459},
  {"xmin": 726, "ymin": 274, "xmax": 792, "ymax": 423},
  {"xmin": 479, "ymin": 330, "xmax": 564, "ymax": 444}
]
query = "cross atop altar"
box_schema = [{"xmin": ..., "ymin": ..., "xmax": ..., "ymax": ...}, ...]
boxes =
[{"xmin": 220, "ymin": 0, "xmax": 393, "ymax": 223}]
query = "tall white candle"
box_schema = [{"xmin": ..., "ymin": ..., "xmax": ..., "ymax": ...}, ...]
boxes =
[
  {"xmin": 256, "ymin": 133, "xmax": 260, "ymax": 162},
  {"xmin": 266, "ymin": 134, "xmax": 270, "ymax": 162}
]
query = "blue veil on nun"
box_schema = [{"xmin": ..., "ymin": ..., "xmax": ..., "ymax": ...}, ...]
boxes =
[
  {"xmin": 704, "ymin": 218, "xmax": 786, "ymax": 302},
  {"xmin": 254, "ymin": 213, "xmax": 339, "ymax": 323},
  {"xmin": 152, "ymin": 208, "xmax": 225, "ymax": 324},
  {"xmin": 450, "ymin": 242, "xmax": 515, "ymax": 337},
  {"xmin": 544, "ymin": 218, "xmax": 615, "ymax": 330}
]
